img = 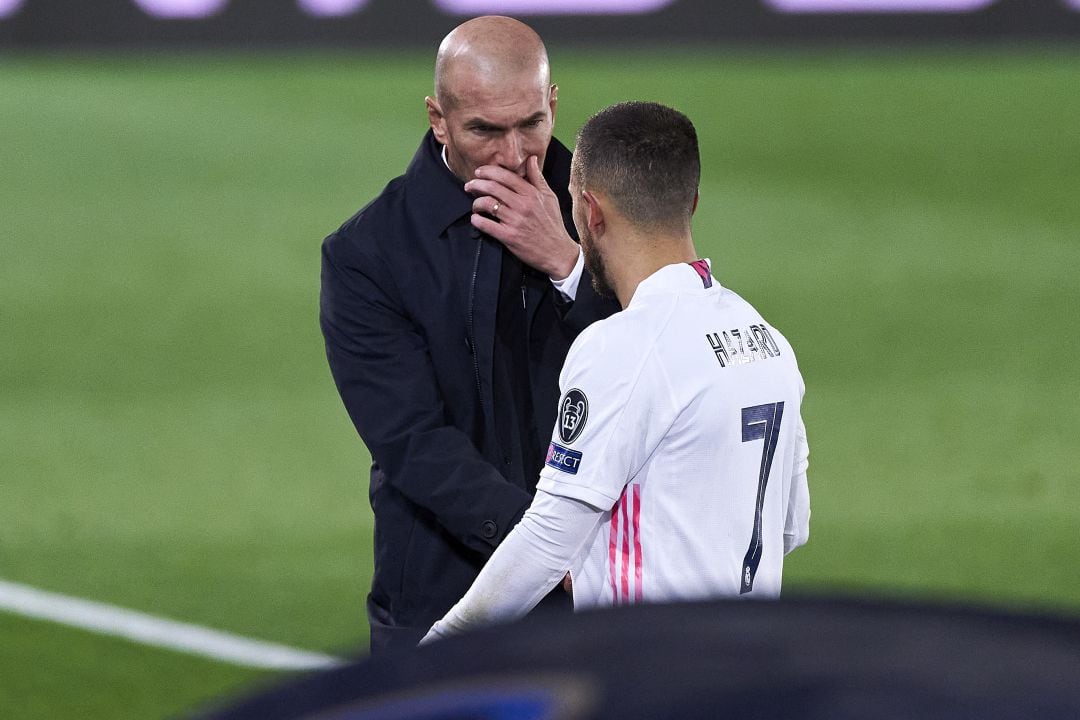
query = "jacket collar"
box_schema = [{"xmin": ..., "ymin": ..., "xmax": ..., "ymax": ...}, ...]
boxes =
[
  {"xmin": 404, "ymin": 130, "xmax": 473, "ymax": 240},
  {"xmin": 404, "ymin": 129, "xmax": 576, "ymax": 242}
]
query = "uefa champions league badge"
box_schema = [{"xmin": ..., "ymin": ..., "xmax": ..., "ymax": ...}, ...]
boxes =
[{"xmin": 559, "ymin": 388, "xmax": 588, "ymax": 444}]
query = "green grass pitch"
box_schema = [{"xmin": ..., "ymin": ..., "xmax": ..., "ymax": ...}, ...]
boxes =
[{"xmin": 1, "ymin": 47, "xmax": 1078, "ymax": 718}]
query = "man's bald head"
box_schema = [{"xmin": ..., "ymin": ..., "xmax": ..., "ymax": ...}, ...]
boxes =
[
  {"xmin": 434, "ymin": 16, "xmax": 550, "ymax": 111},
  {"xmin": 426, "ymin": 16, "xmax": 557, "ymax": 182}
]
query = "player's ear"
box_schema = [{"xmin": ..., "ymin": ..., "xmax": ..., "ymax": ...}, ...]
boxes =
[
  {"xmin": 583, "ymin": 190, "xmax": 605, "ymax": 237},
  {"xmin": 691, "ymin": 189, "xmax": 699, "ymax": 215},
  {"xmin": 548, "ymin": 83, "xmax": 558, "ymax": 125},
  {"xmin": 426, "ymin": 96, "xmax": 448, "ymax": 144}
]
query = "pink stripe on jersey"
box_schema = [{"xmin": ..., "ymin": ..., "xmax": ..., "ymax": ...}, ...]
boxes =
[
  {"xmin": 609, "ymin": 495, "xmax": 620, "ymax": 604},
  {"xmin": 688, "ymin": 259, "xmax": 712, "ymax": 288},
  {"xmin": 620, "ymin": 491, "xmax": 631, "ymax": 603},
  {"xmin": 633, "ymin": 484, "xmax": 643, "ymax": 602},
  {"xmin": 610, "ymin": 485, "xmax": 645, "ymax": 604}
]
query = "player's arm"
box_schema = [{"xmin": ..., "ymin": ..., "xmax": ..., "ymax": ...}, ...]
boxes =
[
  {"xmin": 422, "ymin": 488, "xmax": 604, "ymax": 643},
  {"xmin": 423, "ymin": 324, "xmax": 665, "ymax": 643},
  {"xmin": 321, "ymin": 235, "xmax": 532, "ymax": 557},
  {"xmin": 784, "ymin": 414, "xmax": 810, "ymax": 554}
]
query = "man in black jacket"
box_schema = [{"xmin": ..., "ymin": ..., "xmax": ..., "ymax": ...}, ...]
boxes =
[{"xmin": 320, "ymin": 16, "xmax": 619, "ymax": 654}]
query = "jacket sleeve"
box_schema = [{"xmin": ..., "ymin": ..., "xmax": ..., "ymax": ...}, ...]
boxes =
[{"xmin": 320, "ymin": 234, "xmax": 533, "ymax": 557}]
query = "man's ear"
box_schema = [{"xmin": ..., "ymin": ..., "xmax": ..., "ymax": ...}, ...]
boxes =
[
  {"xmin": 583, "ymin": 190, "xmax": 605, "ymax": 238},
  {"xmin": 549, "ymin": 83, "xmax": 559, "ymax": 126},
  {"xmin": 425, "ymin": 96, "xmax": 447, "ymax": 144},
  {"xmin": 691, "ymin": 189, "xmax": 700, "ymax": 215}
]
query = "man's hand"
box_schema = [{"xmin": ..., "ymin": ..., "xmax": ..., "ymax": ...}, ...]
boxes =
[{"xmin": 465, "ymin": 155, "xmax": 579, "ymax": 281}]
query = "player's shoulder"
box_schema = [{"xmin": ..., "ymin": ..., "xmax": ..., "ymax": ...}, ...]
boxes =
[
  {"xmin": 712, "ymin": 284, "xmax": 759, "ymax": 314},
  {"xmin": 717, "ymin": 285, "xmax": 784, "ymax": 329},
  {"xmin": 564, "ymin": 296, "xmax": 676, "ymax": 383},
  {"xmin": 575, "ymin": 293, "xmax": 677, "ymax": 348},
  {"xmin": 714, "ymin": 284, "xmax": 803, "ymax": 372}
]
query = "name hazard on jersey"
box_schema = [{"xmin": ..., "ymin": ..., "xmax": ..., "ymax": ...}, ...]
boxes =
[{"xmin": 706, "ymin": 324, "xmax": 781, "ymax": 368}]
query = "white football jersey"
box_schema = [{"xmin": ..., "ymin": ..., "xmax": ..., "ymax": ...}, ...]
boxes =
[{"xmin": 538, "ymin": 260, "xmax": 810, "ymax": 608}]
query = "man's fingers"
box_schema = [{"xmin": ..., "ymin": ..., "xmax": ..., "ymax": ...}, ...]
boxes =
[
  {"xmin": 470, "ymin": 213, "xmax": 504, "ymax": 240},
  {"xmin": 471, "ymin": 165, "xmax": 531, "ymax": 193},
  {"xmin": 526, "ymin": 155, "xmax": 549, "ymax": 191},
  {"xmin": 467, "ymin": 159, "xmax": 550, "ymax": 199},
  {"xmin": 464, "ymin": 178, "xmax": 515, "ymax": 204},
  {"xmin": 472, "ymin": 195, "xmax": 508, "ymax": 219}
]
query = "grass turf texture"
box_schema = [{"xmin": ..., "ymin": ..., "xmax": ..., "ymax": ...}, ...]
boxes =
[{"xmin": 1, "ymin": 48, "xmax": 1078, "ymax": 717}]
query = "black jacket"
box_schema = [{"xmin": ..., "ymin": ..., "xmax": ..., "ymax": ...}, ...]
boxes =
[{"xmin": 320, "ymin": 130, "xmax": 618, "ymax": 653}]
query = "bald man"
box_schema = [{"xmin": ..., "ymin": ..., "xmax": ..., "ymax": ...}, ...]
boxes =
[{"xmin": 320, "ymin": 16, "xmax": 619, "ymax": 654}]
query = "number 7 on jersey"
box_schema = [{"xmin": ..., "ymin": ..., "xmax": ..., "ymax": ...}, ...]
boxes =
[{"xmin": 740, "ymin": 402, "xmax": 785, "ymax": 594}]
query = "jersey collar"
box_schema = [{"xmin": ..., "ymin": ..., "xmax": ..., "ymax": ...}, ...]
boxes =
[{"xmin": 629, "ymin": 259, "xmax": 716, "ymax": 306}]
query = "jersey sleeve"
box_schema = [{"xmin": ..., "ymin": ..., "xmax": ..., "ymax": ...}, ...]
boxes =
[
  {"xmin": 422, "ymin": 489, "xmax": 604, "ymax": 643},
  {"xmin": 537, "ymin": 320, "xmax": 675, "ymax": 510}
]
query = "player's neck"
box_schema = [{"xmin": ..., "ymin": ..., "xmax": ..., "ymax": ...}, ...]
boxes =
[{"xmin": 612, "ymin": 231, "xmax": 697, "ymax": 307}]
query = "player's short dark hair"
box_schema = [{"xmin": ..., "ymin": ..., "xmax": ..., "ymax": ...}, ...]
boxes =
[{"xmin": 574, "ymin": 101, "xmax": 700, "ymax": 233}]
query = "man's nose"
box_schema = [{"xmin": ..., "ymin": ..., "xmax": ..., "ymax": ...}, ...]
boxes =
[{"xmin": 496, "ymin": 131, "xmax": 526, "ymax": 173}]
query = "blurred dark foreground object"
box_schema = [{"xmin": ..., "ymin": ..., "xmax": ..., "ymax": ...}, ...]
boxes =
[{"xmin": 195, "ymin": 596, "xmax": 1080, "ymax": 720}]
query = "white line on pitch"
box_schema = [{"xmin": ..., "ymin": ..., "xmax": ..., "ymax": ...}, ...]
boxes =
[{"xmin": 0, "ymin": 579, "xmax": 347, "ymax": 671}]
